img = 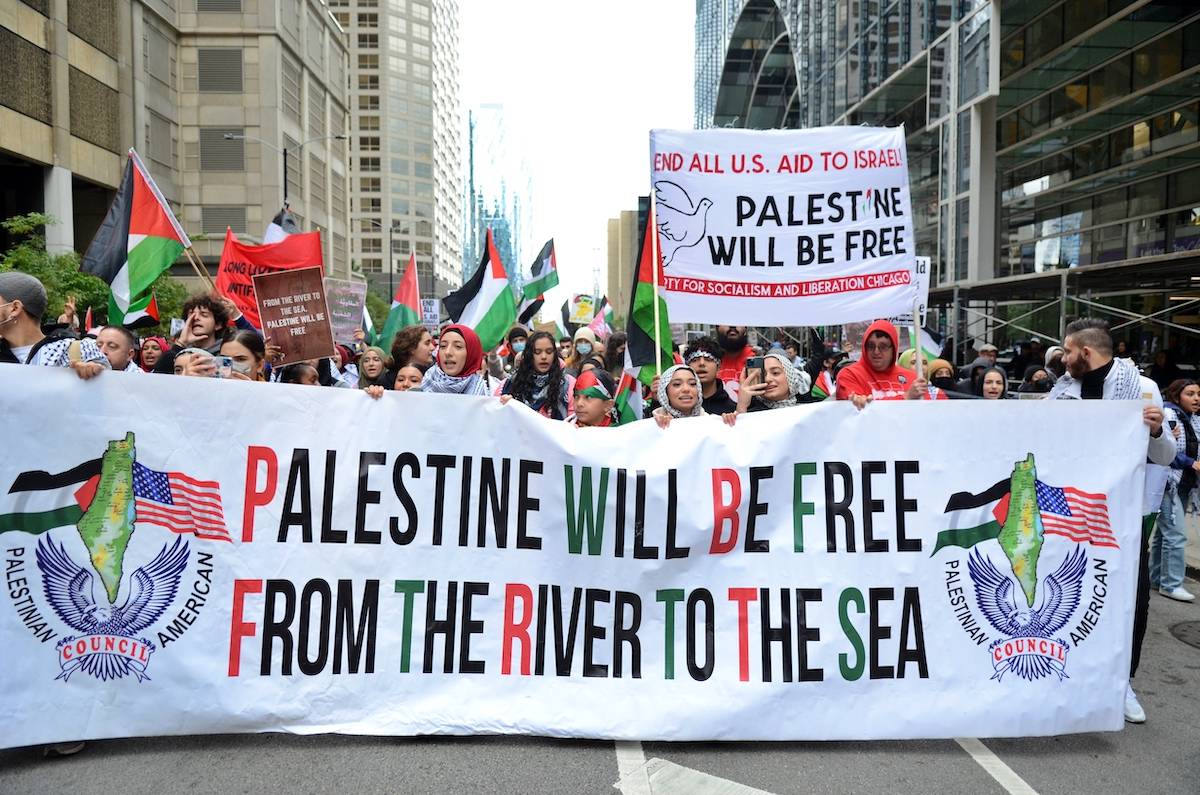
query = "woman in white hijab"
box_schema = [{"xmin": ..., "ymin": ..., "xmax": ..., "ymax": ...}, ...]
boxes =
[{"xmin": 652, "ymin": 364, "xmax": 707, "ymax": 428}]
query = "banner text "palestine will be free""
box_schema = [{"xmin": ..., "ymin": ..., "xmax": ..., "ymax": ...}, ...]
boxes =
[
  {"xmin": 0, "ymin": 370, "xmax": 1144, "ymax": 745},
  {"xmin": 650, "ymin": 127, "xmax": 919, "ymax": 325}
]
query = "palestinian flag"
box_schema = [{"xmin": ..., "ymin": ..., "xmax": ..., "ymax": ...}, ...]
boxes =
[
  {"xmin": 918, "ymin": 327, "xmax": 943, "ymax": 362},
  {"xmin": 625, "ymin": 211, "xmax": 673, "ymax": 387},
  {"xmin": 0, "ymin": 458, "xmax": 102, "ymax": 535},
  {"xmin": 521, "ymin": 239, "xmax": 558, "ymax": 300},
  {"xmin": 613, "ymin": 370, "xmax": 644, "ymax": 425},
  {"xmin": 445, "ymin": 228, "xmax": 516, "ymax": 351},
  {"xmin": 264, "ymin": 207, "xmax": 299, "ymax": 244},
  {"xmin": 362, "ymin": 303, "xmax": 377, "ymax": 345},
  {"xmin": 810, "ymin": 369, "xmax": 836, "ymax": 401},
  {"xmin": 517, "ymin": 295, "xmax": 543, "ymax": 326},
  {"xmin": 587, "ymin": 295, "xmax": 614, "ymax": 339},
  {"xmin": 108, "ymin": 290, "xmax": 160, "ymax": 330},
  {"xmin": 377, "ymin": 254, "xmax": 421, "ymax": 351},
  {"xmin": 82, "ymin": 149, "xmax": 190, "ymax": 325},
  {"xmin": 559, "ymin": 299, "xmax": 573, "ymax": 337}
]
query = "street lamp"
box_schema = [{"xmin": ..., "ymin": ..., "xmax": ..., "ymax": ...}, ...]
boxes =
[
  {"xmin": 363, "ymin": 217, "xmax": 400, "ymax": 297},
  {"xmin": 223, "ymin": 132, "xmax": 348, "ymax": 206}
]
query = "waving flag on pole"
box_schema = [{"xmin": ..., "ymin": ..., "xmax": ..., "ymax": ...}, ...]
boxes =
[
  {"xmin": 445, "ymin": 229, "xmax": 516, "ymax": 351},
  {"xmin": 624, "ymin": 213, "xmax": 673, "ymax": 386},
  {"xmin": 377, "ymin": 254, "xmax": 422, "ymax": 351},
  {"xmin": 587, "ymin": 296, "xmax": 614, "ymax": 339},
  {"xmin": 521, "ymin": 239, "xmax": 559, "ymax": 301},
  {"xmin": 82, "ymin": 150, "xmax": 190, "ymax": 327}
]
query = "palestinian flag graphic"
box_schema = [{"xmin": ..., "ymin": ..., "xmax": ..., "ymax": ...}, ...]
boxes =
[
  {"xmin": 810, "ymin": 369, "xmax": 836, "ymax": 401},
  {"xmin": 445, "ymin": 228, "xmax": 517, "ymax": 351},
  {"xmin": 587, "ymin": 295, "xmax": 615, "ymax": 339},
  {"xmin": 82, "ymin": 150, "xmax": 190, "ymax": 326},
  {"xmin": 624, "ymin": 213, "xmax": 673, "ymax": 387},
  {"xmin": 377, "ymin": 254, "xmax": 422, "ymax": 351}
]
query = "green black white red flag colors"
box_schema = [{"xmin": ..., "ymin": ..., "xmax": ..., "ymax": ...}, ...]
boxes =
[
  {"xmin": 82, "ymin": 149, "xmax": 190, "ymax": 326},
  {"xmin": 624, "ymin": 207, "xmax": 673, "ymax": 386},
  {"xmin": 444, "ymin": 228, "xmax": 516, "ymax": 351},
  {"xmin": 377, "ymin": 254, "xmax": 422, "ymax": 351},
  {"xmin": 521, "ymin": 239, "xmax": 559, "ymax": 301}
]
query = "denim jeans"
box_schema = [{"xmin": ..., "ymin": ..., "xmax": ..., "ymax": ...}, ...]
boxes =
[{"xmin": 1150, "ymin": 490, "xmax": 1189, "ymax": 591}]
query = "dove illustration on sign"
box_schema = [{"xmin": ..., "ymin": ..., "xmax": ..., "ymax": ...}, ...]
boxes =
[{"xmin": 654, "ymin": 180, "xmax": 712, "ymax": 267}]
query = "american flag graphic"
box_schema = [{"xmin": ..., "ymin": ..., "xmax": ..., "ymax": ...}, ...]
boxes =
[
  {"xmin": 132, "ymin": 462, "xmax": 231, "ymax": 542},
  {"xmin": 1034, "ymin": 480, "xmax": 1117, "ymax": 548}
]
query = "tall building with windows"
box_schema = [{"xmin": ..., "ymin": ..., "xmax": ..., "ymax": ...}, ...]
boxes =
[
  {"xmin": 695, "ymin": 0, "xmax": 1200, "ymax": 360},
  {"xmin": 333, "ymin": 0, "xmax": 462, "ymax": 299},
  {"xmin": 463, "ymin": 103, "xmax": 533, "ymax": 287},
  {"xmin": 0, "ymin": 0, "xmax": 353, "ymax": 281}
]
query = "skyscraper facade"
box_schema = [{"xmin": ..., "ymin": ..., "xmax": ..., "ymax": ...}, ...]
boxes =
[
  {"xmin": 334, "ymin": 0, "xmax": 462, "ymax": 297},
  {"xmin": 0, "ymin": 0, "xmax": 353, "ymax": 281},
  {"xmin": 463, "ymin": 103, "xmax": 533, "ymax": 287},
  {"xmin": 695, "ymin": 0, "xmax": 1200, "ymax": 358}
]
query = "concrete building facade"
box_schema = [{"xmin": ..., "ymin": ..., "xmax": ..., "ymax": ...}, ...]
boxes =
[{"xmin": 0, "ymin": 0, "xmax": 353, "ymax": 280}]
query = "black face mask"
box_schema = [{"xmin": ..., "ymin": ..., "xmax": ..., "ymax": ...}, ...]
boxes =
[
  {"xmin": 1031, "ymin": 378, "xmax": 1051, "ymax": 392},
  {"xmin": 931, "ymin": 375, "xmax": 956, "ymax": 390}
]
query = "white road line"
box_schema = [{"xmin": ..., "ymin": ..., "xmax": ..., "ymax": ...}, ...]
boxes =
[
  {"xmin": 955, "ymin": 737, "xmax": 1039, "ymax": 795},
  {"xmin": 614, "ymin": 741, "xmax": 651, "ymax": 795}
]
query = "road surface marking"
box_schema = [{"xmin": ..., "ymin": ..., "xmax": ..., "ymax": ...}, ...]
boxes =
[
  {"xmin": 614, "ymin": 743, "xmax": 775, "ymax": 794},
  {"xmin": 614, "ymin": 741, "xmax": 651, "ymax": 795},
  {"xmin": 955, "ymin": 737, "xmax": 1039, "ymax": 794}
]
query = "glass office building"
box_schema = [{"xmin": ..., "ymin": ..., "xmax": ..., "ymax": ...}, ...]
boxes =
[{"xmin": 697, "ymin": 0, "xmax": 1200, "ymax": 359}]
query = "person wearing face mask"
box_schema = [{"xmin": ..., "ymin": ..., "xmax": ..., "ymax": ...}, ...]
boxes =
[
  {"xmin": 1017, "ymin": 365, "xmax": 1053, "ymax": 394},
  {"xmin": 977, "ymin": 366, "xmax": 1009, "ymax": 399},
  {"xmin": 0, "ymin": 271, "xmax": 109, "ymax": 377},
  {"xmin": 925, "ymin": 358, "xmax": 968, "ymax": 397},
  {"xmin": 416, "ymin": 324, "xmax": 489, "ymax": 395},
  {"xmin": 564, "ymin": 327, "xmax": 598, "ymax": 378},
  {"xmin": 651, "ymin": 364, "xmax": 708, "ymax": 428},
  {"xmin": 498, "ymin": 331, "xmax": 573, "ymax": 419},
  {"xmin": 487, "ymin": 325, "xmax": 529, "ymax": 378},
  {"xmin": 603, "ymin": 331, "xmax": 628, "ymax": 380}
]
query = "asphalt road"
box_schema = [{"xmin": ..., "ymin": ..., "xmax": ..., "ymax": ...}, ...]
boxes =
[{"xmin": 2, "ymin": 579, "xmax": 1198, "ymax": 795}]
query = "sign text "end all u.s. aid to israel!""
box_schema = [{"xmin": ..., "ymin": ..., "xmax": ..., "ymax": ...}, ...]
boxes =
[
  {"xmin": 650, "ymin": 127, "xmax": 919, "ymax": 326},
  {"xmin": 0, "ymin": 367, "xmax": 1146, "ymax": 747}
]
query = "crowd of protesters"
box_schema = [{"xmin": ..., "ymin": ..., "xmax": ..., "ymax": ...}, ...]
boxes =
[{"xmin": 1, "ymin": 268, "xmax": 1197, "ymax": 727}]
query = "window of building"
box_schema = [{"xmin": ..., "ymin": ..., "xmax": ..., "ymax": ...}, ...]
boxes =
[
  {"xmin": 412, "ymin": 42, "xmax": 430, "ymax": 61},
  {"xmin": 359, "ymin": 136, "xmax": 380, "ymax": 151},
  {"xmin": 359, "ymin": 115, "xmax": 380, "ymax": 131},
  {"xmin": 359, "ymin": 177, "xmax": 381, "ymax": 193},
  {"xmin": 358, "ymin": 53, "xmax": 378, "ymax": 70},
  {"xmin": 197, "ymin": 48, "xmax": 243, "ymax": 92},
  {"xmin": 199, "ymin": 127, "xmax": 245, "ymax": 171},
  {"xmin": 959, "ymin": 6, "xmax": 991, "ymax": 105},
  {"xmin": 357, "ymin": 34, "xmax": 378, "ymax": 49},
  {"xmin": 413, "ymin": 162, "xmax": 431, "ymax": 178},
  {"xmin": 358, "ymin": 13, "xmax": 378, "ymax": 28},
  {"xmin": 201, "ymin": 206, "xmax": 247, "ymax": 234},
  {"xmin": 412, "ymin": 3, "xmax": 430, "ymax": 22},
  {"xmin": 360, "ymin": 237, "xmax": 382, "ymax": 253},
  {"xmin": 358, "ymin": 95, "xmax": 379, "ymax": 111},
  {"xmin": 146, "ymin": 112, "xmax": 176, "ymax": 170},
  {"xmin": 358, "ymin": 74, "xmax": 379, "ymax": 90},
  {"xmin": 1132, "ymin": 29, "xmax": 1182, "ymax": 92},
  {"xmin": 362, "ymin": 197, "xmax": 381, "ymax": 213},
  {"xmin": 284, "ymin": 134, "xmax": 302, "ymax": 196},
  {"xmin": 359, "ymin": 156, "xmax": 381, "ymax": 172},
  {"xmin": 144, "ymin": 23, "xmax": 175, "ymax": 86},
  {"xmin": 392, "ymin": 199, "xmax": 410, "ymax": 215},
  {"xmin": 197, "ymin": 0, "xmax": 241, "ymax": 10},
  {"xmin": 361, "ymin": 258, "xmax": 383, "ymax": 273},
  {"xmin": 389, "ymin": 16, "xmax": 407, "ymax": 35},
  {"xmin": 389, "ymin": 55, "xmax": 407, "ymax": 74}
]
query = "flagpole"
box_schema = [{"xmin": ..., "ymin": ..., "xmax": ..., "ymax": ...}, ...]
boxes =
[
  {"xmin": 184, "ymin": 246, "xmax": 215, "ymax": 289},
  {"xmin": 913, "ymin": 296, "xmax": 924, "ymax": 380},
  {"xmin": 650, "ymin": 189, "xmax": 662, "ymax": 375}
]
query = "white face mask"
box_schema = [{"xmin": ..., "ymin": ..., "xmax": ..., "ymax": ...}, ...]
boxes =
[{"xmin": 575, "ymin": 342, "xmax": 593, "ymax": 356}]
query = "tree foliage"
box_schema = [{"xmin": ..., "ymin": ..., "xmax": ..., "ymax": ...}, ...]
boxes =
[
  {"xmin": 0, "ymin": 212, "xmax": 189, "ymax": 336},
  {"xmin": 365, "ymin": 289, "xmax": 390, "ymax": 336}
]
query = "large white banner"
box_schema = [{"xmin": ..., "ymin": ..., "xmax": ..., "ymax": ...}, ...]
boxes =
[
  {"xmin": 0, "ymin": 367, "xmax": 1146, "ymax": 747},
  {"xmin": 650, "ymin": 127, "xmax": 918, "ymax": 325}
]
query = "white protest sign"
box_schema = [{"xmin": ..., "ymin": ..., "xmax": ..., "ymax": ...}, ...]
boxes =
[
  {"xmin": 650, "ymin": 127, "xmax": 918, "ymax": 325},
  {"xmin": 890, "ymin": 256, "xmax": 932, "ymax": 326},
  {"xmin": 0, "ymin": 367, "xmax": 1144, "ymax": 746},
  {"xmin": 420, "ymin": 298, "xmax": 440, "ymax": 333}
]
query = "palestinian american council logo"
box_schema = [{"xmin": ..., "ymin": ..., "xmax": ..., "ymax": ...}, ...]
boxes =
[
  {"xmin": 934, "ymin": 453, "xmax": 1117, "ymax": 681},
  {"xmin": 2, "ymin": 433, "xmax": 228, "ymax": 681}
]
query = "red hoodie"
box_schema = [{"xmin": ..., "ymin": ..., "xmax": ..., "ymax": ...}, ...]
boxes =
[{"xmin": 835, "ymin": 319, "xmax": 945, "ymax": 401}]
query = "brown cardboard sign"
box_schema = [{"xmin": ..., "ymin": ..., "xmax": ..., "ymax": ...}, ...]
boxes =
[{"xmin": 252, "ymin": 266, "xmax": 337, "ymax": 366}]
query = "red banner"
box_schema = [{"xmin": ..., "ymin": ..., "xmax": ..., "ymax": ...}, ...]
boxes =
[{"xmin": 215, "ymin": 228, "xmax": 324, "ymax": 328}]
